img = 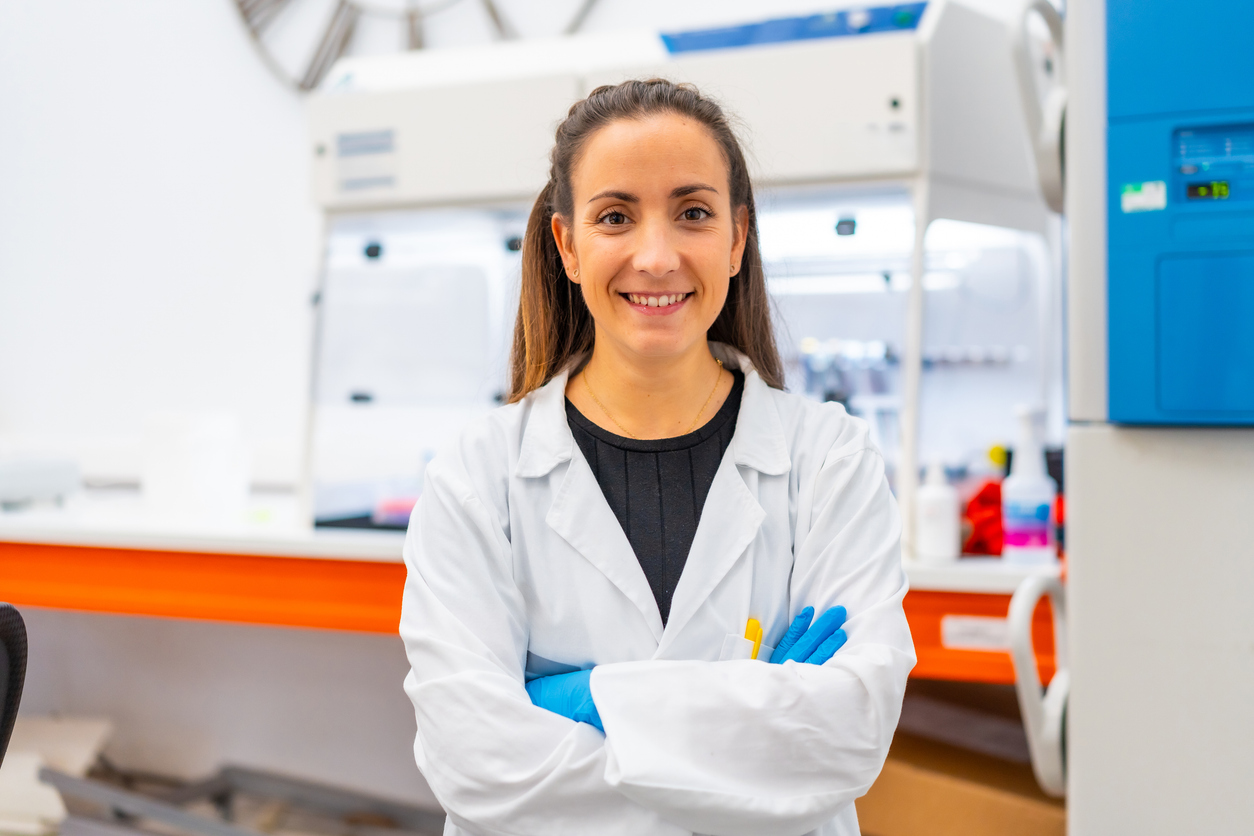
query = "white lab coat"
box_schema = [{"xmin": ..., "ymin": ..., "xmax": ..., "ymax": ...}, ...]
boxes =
[{"xmin": 400, "ymin": 344, "xmax": 915, "ymax": 836}]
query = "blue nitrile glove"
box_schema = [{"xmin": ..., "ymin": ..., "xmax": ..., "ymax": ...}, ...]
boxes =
[
  {"xmin": 525, "ymin": 668, "xmax": 604, "ymax": 732},
  {"xmin": 769, "ymin": 605, "xmax": 849, "ymax": 665}
]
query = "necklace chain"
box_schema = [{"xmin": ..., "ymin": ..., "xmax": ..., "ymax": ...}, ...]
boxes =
[{"xmin": 583, "ymin": 359, "xmax": 724, "ymax": 440}]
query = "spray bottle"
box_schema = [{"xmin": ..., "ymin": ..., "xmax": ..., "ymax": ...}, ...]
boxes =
[{"xmin": 1002, "ymin": 405, "xmax": 1058, "ymax": 565}]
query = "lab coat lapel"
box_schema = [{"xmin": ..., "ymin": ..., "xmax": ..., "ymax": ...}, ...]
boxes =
[
  {"xmin": 656, "ymin": 451, "xmax": 765, "ymax": 653},
  {"xmin": 546, "ymin": 454, "xmax": 665, "ymax": 642},
  {"xmin": 525, "ymin": 369, "xmax": 665, "ymax": 642},
  {"xmin": 657, "ymin": 354, "xmax": 791, "ymax": 654}
]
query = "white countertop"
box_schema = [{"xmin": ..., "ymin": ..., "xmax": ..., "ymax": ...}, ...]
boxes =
[
  {"xmin": 903, "ymin": 556, "xmax": 1061, "ymax": 594},
  {"xmin": 1, "ymin": 488, "xmax": 1061, "ymax": 591},
  {"xmin": 0, "ymin": 488, "xmax": 406, "ymax": 562}
]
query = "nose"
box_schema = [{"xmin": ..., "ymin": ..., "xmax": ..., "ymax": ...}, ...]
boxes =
[{"xmin": 630, "ymin": 216, "xmax": 681, "ymax": 278}]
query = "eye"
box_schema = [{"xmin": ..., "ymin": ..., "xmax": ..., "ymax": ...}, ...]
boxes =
[
  {"xmin": 681, "ymin": 206, "xmax": 711, "ymax": 221},
  {"xmin": 598, "ymin": 210, "xmax": 628, "ymax": 226}
]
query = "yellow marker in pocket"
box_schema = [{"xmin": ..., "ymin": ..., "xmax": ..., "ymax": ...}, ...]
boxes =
[{"xmin": 744, "ymin": 618, "xmax": 764, "ymax": 660}]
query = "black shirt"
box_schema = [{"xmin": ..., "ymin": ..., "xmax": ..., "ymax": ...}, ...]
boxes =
[{"xmin": 565, "ymin": 371, "xmax": 744, "ymax": 623}]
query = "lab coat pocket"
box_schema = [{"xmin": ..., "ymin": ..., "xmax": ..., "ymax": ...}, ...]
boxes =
[
  {"xmin": 717, "ymin": 634, "xmax": 777, "ymax": 662},
  {"xmin": 718, "ymin": 634, "xmax": 756, "ymax": 661}
]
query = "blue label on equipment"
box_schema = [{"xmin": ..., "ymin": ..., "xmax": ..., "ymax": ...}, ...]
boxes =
[{"xmin": 661, "ymin": 4, "xmax": 928, "ymax": 54}]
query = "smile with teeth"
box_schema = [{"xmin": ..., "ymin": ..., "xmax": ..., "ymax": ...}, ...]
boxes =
[{"xmin": 625, "ymin": 292, "xmax": 691, "ymax": 307}]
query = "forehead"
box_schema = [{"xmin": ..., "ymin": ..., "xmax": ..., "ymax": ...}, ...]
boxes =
[{"xmin": 571, "ymin": 113, "xmax": 729, "ymax": 197}]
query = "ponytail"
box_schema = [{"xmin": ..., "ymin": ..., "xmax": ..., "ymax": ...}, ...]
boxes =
[{"xmin": 507, "ymin": 180, "xmax": 595, "ymax": 400}]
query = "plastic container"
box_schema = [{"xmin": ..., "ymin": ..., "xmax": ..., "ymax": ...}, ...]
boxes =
[
  {"xmin": 1001, "ymin": 405, "xmax": 1058, "ymax": 565},
  {"xmin": 916, "ymin": 461, "xmax": 961, "ymax": 563}
]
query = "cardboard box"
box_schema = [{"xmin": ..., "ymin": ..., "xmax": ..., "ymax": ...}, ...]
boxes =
[{"xmin": 857, "ymin": 733, "xmax": 1065, "ymax": 836}]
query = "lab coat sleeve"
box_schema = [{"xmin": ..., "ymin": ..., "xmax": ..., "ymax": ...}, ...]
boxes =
[
  {"xmin": 590, "ymin": 445, "xmax": 916, "ymax": 836},
  {"xmin": 400, "ymin": 452, "xmax": 690, "ymax": 836}
]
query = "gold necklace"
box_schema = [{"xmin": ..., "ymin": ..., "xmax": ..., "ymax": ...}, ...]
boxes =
[{"xmin": 583, "ymin": 359, "xmax": 725, "ymax": 440}]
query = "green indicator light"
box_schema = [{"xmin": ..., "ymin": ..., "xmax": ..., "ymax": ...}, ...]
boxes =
[{"xmin": 1187, "ymin": 181, "xmax": 1231, "ymax": 200}]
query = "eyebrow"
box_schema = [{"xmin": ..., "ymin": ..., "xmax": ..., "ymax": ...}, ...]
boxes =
[{"xmin": 586, "ymin": 183, "xmax": 720, "ymax": 204}]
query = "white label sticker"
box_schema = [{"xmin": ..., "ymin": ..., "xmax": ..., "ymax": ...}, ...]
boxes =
[
  {"xmin": 941, "ymin": 615, "xmax": 1010, "ymax": 651},
  {"xmin": 1121, "ymin": 180, "xmax": 1167, "ymax": 213}
]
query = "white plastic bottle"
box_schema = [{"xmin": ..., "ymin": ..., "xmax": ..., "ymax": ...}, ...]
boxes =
[
  {"xmin": 916, "ymin": 461, "xmax": 960, "ymax": 563},
  {"xmin": 1001, "ymin": 405, "xmax": 1058, "ymax": 565}
]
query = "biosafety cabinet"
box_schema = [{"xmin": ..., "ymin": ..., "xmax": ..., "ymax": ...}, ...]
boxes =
[{"xmin": 303, "ymin": 0, "xmax": 1062, "ymax": 554}]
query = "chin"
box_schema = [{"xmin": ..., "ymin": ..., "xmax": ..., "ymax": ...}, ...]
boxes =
[{"xmin": 619, "ymin": 330, "xmax": 703, "ymax": 359}]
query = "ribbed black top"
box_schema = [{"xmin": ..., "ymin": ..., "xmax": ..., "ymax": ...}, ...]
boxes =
[{"xmin": 566, "ymin": 371, "xmax": 744, "ymax": 623}]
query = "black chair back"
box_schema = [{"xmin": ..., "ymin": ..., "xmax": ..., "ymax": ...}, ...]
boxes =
[{"xmin": 0, "ymin": 603, "xmax": 27, "ymax": 768}]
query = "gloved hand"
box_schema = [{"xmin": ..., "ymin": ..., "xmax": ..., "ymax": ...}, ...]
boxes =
[
  {"xmin": 768, "ymin": 605, "xmax": 848, "ymax": 665},
  {"xmin": 525, "ymin": 668, "xmax": 604, "ymax": 732}
]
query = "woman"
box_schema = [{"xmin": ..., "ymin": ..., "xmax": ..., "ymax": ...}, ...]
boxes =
[{"xmin": 400, "ymin": 79, "xmax": 914, "ymax": 836}]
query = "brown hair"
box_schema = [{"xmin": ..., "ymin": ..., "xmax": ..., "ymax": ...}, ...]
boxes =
[{"xmin": 506, "ymin": 78, "xmax": 783, "ymax": 401}]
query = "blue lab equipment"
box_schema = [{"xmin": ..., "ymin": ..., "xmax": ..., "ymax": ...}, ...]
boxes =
[{"xmin": 1106, "ymin": 0, "xmax": 1254, "ymax": 424}]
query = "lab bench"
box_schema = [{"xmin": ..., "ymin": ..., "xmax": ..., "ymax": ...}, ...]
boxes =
[{"xmin": 0, "ymin": 492, "xmax": 1059, "ymax": 684}]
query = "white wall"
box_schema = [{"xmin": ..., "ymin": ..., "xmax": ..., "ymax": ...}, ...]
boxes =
[{"xmin": 0, "ymin": 1, "xmax": 319, "ymax": 485}]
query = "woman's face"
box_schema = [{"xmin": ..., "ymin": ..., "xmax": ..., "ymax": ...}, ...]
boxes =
[{"xmin": 553, "ymin": 113, "xmax": 749, "ymax": 363}]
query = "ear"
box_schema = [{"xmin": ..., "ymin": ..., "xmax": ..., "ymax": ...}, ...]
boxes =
[
  {"xmin": 730, "ymin": 204, "xmax": 750, "ymax": 274},
  {"xmin": 551, "ymin": 212, "xmax": 580, "ymax": 284}
]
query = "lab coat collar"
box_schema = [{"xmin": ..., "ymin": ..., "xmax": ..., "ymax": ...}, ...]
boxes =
[
  {"xmin": 710, "ymin": 343, "xmax": 792, "ymax": 477},
  {"xmin": 514, "ymin": 343, "xmax": 792, "ymax": 479},
  {"xmin": 514, "ymin": 365, "xmax": 576, "ymax": 479}
]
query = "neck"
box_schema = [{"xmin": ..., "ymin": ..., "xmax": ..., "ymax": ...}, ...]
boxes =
[{"xmin": 578, "ymin": 334, "xmax": 726, "ymax": 439}]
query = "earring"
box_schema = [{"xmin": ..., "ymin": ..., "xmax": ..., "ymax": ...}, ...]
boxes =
[{"xmin": 571, "ymin": 267, "xmax": 580, "ymax": 278}]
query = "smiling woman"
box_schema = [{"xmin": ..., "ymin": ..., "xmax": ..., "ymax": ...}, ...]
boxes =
[
  {"xmin": 508, "ymin": 80, "xmax": 782, "ymax": 416},
  {"xmin": 398, "ymin": 79, "xmax": 915, "ymax": 836},
  {"xmin": 554, "ymin": 111, "xmax": 747, "ymax": 441}
]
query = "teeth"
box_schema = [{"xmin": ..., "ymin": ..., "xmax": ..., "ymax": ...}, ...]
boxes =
[{"xmin": 626, "ymin": 293, "xmax": 687, "ymax": 306}]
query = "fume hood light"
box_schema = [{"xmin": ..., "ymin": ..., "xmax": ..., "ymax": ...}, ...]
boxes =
[{"xmin": 757, "ymin": 205, "xmax": 915, "ymax": 261}]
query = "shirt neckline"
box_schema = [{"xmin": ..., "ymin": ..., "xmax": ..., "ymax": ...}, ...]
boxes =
[{"xmin": 565, "ymin": 370, "xmax": 744, "ymax": 453}]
